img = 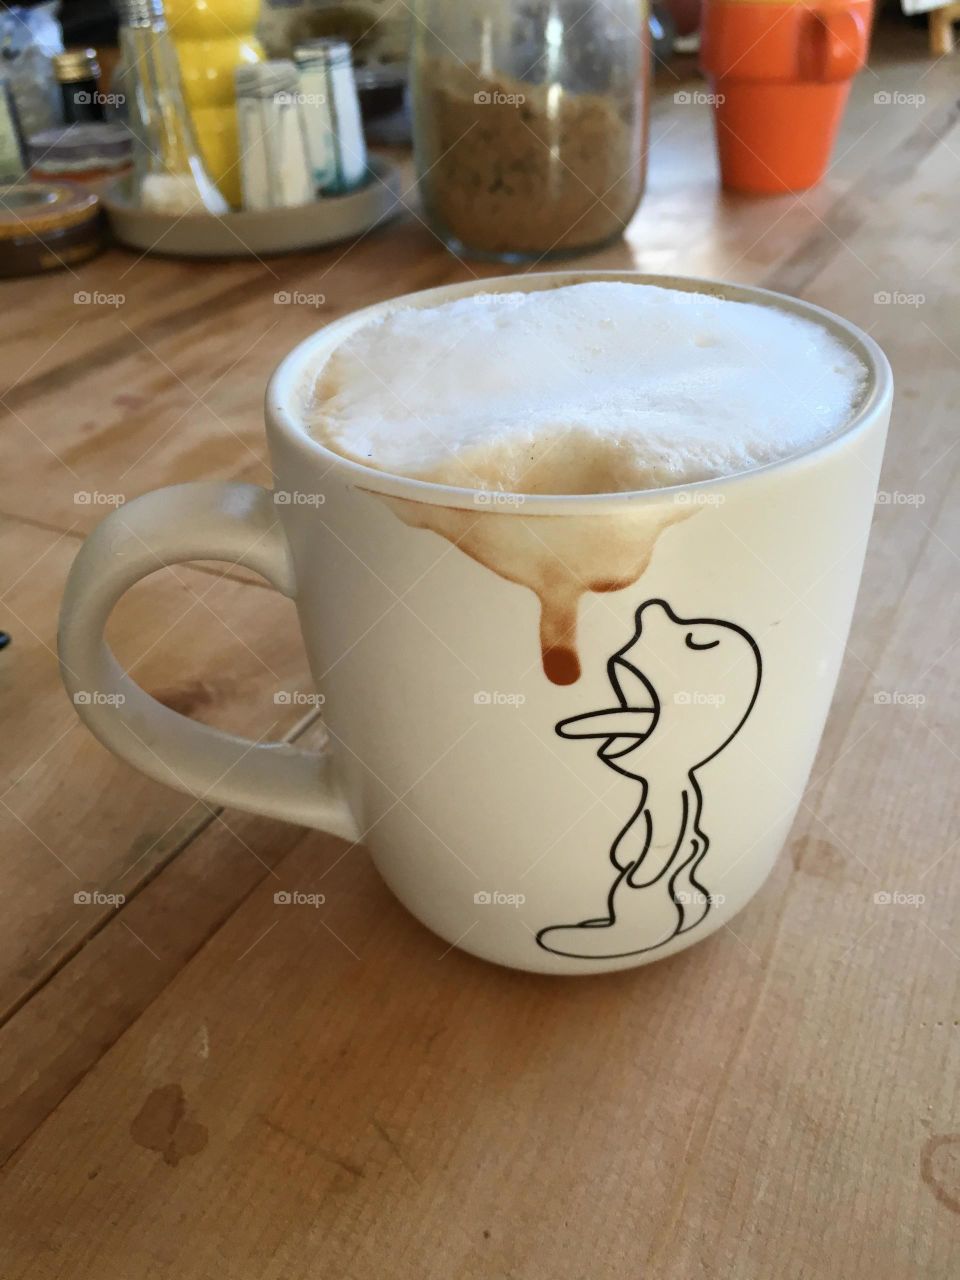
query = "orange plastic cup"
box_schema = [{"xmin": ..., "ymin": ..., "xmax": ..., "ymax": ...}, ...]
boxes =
[{"xmin": 700, "ymin": 0, "xmax": 873, "ymax": 194}]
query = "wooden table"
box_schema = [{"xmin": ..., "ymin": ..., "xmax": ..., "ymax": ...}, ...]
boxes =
[{"xmin": 1, "ymin": 25, "xmax": 958, "ymax": 1278}]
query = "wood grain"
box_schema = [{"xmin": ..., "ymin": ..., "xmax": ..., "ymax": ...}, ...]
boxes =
[
  {"xmin": 0, "ymin": 26, "xmax": 958, "ymax": 1280},
  {"xmin": 0, "ymin": 727, "xmax": 329, "ymax": 1166}
]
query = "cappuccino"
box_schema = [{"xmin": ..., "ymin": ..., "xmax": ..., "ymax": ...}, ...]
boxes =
[{"xmin": 308, "ymin": 281, "xmax": 866, "ymax": 495}]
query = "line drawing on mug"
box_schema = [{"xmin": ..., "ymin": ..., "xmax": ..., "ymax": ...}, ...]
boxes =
[{"xmin": 537, "ymin": 599, "xmax": 762, "ymax": 960}]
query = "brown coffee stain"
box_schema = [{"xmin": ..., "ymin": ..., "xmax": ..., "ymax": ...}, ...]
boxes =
[
  {"xmin": 130, "ymin": 1084, "xmax": 208, "ymax": 1167},
  {"xmin": 371, "ymin": 491, "xmax": 691, "ymax": 684},
  {"xmin": 921, "ymin": 1134, "xmax": 960, "ymax": 1215},
  {"xmin": 151, "ymin": 678, "xmax": 223, "ymax": 717},
  {"xmin": 790, "ymin": 835, "xmax": 845, "ymax": 881},
  {"xmin": 542, "ymin": 634, "xmax": 580, "ymax": 685}
]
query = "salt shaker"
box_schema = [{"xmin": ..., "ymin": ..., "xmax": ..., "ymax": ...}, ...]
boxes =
[
  {"xmin": 293, "ymin": 38, "xmax": 367, "ymax": 193},
  {"xmin": 117, "ymin": 0, "xmax": 227, "ymax": 215},
  {"xmin": 235, "ymin": 62, "xmax": 314, "ymax": 211}
]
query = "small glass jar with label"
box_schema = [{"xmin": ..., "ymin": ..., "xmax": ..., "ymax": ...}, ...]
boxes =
[{"xmin": 53, "ymin": 49, "xmax": 104, "ymax": 125}]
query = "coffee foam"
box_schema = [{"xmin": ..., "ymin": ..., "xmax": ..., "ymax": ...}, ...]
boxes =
[{"xmin": 308, "ymin": 281, "xmax": 867, "ymax": 494}]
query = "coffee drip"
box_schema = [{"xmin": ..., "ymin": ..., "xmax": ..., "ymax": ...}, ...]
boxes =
[{"xmin": 376, "ymin": 493, "xmax": 690, "ymax": 684}]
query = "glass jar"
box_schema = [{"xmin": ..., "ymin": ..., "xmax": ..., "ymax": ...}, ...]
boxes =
[
  {"xmin": 411, "ymin": 0, "xmax": 649, "ymax": 262},
  {"xmin": 53, "ymin": 49, "xmax": 105, "ymax": 125}
]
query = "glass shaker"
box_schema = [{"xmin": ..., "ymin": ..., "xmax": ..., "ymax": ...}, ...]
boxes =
[
  {"xmin": 235, "ymin": 62, "xmax": 314, "ymax": 211},
  {"xmin": 117, "ymin": 0, "xmax": 228, "ymax": 215},
  {"xmin": 411, "ymin": 0, "xmax": 649, "ymax": 262}
]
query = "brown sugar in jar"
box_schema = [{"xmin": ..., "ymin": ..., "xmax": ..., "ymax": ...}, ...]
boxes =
[{"xmin": 411, "ymin": 1, "xmax": 649, "ymax": 263}]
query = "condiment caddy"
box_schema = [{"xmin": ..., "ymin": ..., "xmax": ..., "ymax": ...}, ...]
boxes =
[
  {"xmin": 101, "ymin": 153, "xmax": 401, "ymax": 258},
  {"xmin": 101, "ymin": 2, "xmax": 389, "ymax": 257},
  {"xmin": 0, "ymin": 0, "xmax": 396, "ymax": 271}
]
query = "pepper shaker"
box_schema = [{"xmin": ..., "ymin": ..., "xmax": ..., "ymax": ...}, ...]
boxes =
[{"xmin": 293, "ymin": 38, "xmax": 367, "ymax": 194}]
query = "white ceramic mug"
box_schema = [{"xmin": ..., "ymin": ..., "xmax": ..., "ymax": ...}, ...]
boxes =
[{"xmin": 59, "ymin": 272, "xmax": 892, "ymax": 975}]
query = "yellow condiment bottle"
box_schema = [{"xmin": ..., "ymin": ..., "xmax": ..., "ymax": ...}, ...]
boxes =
[{"xmin": 164, "ymin": 0, "xmax": 264, "ymax": 209}]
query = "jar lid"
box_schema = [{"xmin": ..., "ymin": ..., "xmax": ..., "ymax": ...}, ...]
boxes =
[
  {"xmin": 117, "ymin": 0, "xmax": 165, "ymax": 27},
  {"xmin": 235, "ymin": 60, "xmax": 301, "ymax": 97},
  {"xmin": 53, "ymin": 49, "xmax": 101, "ymax": 83},
  {"xmin": 294, "ymin": 38, "xmax": 353, "ymax": 66},
  {"xmin": 0, "ymin": 183, "xmax": 100, "ymax": 240},
  {"xmin": 28, "ymin": 123, "xmax": 133, "ymax": 169}
]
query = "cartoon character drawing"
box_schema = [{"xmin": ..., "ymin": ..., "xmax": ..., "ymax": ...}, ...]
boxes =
[{"xmin": 537, "ymin": 599, "xmax": 762, "ymax": 960}]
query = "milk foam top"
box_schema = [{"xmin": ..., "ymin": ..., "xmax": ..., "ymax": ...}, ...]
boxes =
[{"xmin": 308, "ymin": 282, "xmax": 867, "ymax": 495}]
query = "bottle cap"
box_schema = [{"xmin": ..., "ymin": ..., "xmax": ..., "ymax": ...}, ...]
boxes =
[
  {"xmin": 117, "ymin": 0, "xmax": 166, "ymax": 27},
  {"xmin": 235, "ymin": 60, "xmax": 302, "ymax": 97},
  {"xmin": 293, "ymin": 38, "xmax": 354, "ymax": 66},
  {"xmin": 53, "ymin": 49, "xmax": 101, "ymax": 84}
]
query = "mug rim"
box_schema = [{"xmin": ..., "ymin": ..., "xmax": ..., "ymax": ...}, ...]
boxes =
[{"xmin": 265, "ymin": 270, "xmax": 894, "ymax": 515}]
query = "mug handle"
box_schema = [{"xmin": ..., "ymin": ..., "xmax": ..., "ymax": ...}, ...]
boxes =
[
  {"xmin": 58, "ymin": 481, "xmax": 358, "ymax": 840},
  {"xmin": 806, "ymin": 8, "xmax": 868, "ymax": 82}
]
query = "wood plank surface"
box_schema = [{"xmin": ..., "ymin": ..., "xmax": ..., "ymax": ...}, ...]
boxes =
[
  {"xmin": 0, "ymin": 24, "xmax": 958, "ymax": 1280},
  {"xmin": 0, "ymin": 517, "xmax": 316, "ymax": 1014}
]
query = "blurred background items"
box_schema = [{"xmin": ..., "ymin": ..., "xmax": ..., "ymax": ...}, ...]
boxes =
[{"xmin": 3, "ymin": 0, "xmax": 940, "ymax": 274}]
